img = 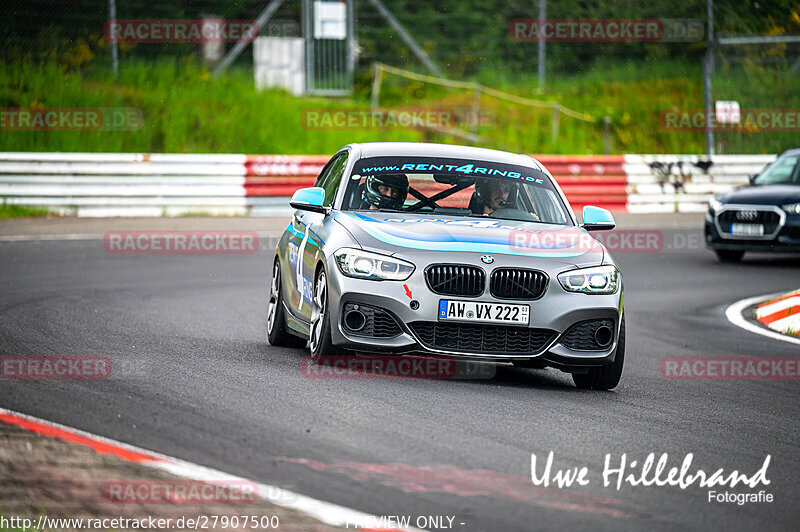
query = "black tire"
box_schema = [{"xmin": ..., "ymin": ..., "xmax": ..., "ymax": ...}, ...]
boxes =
[
  {"xmin": 308, "ymin": 267, "xmax": 339, "ymax": 362},
  {"xmin": 573, "ymin": 315, "xmax": 625, "ymax": 390},
  {"xmin": 714, "ymin": 249, "xmax": 745, "ymax": 263},
  {"xmin": 267, "ymin": 260, "xmax": 299, "ymax": 347}
]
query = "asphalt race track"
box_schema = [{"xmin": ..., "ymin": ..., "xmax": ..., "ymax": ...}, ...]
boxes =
[{"xmin": 1, "ymin": 217, "xmax": 799, "ymax": 531}]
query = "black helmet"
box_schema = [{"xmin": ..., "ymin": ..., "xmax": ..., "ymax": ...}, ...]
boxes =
[{"xmin": 363, "ymin": 174, "xmax": 409, "ymax": 210}]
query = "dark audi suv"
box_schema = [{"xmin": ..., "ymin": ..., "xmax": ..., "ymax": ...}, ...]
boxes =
[{"xmin": 705, "ymin": 148, "xmax": 800, "ymax": 262}]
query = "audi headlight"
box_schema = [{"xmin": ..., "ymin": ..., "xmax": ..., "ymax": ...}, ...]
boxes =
[
  {"xmin": 781, "ymin": 202, "xmax": 800, "ymax": 215},
  {"xmin": 334, "ymin": 248, "xmax": 415, "ymax": 281},
  {"xmin": 708, "ymin": 196, "xmax": 722, "ymax": 213},
  {"xmin": 558, "ymin": 265, "xmax": 619, "ymax": 294}
]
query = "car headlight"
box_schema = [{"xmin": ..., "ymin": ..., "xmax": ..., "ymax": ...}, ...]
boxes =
[
  {"xmin": 708, "ymin": 196, "xmax": 722, "ymax": 213},
  {"xmin": 334, "ymin": 248, "xmax": 415, "ymax": 281},
  {"xmin": 781, "ymin": 202, "xmax": 800, "ymax": 215},
  {"xmin": 558, "ymin": 265, "xmax": 619, "ymax": 294}
]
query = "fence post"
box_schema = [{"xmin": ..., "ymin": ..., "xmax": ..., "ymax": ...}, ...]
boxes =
[
  {"xmin": 471, "ymin": 85, "xmax": 481, "ymax": 134},
  {"xmin": 538, "ymin": 0, "xmax": 546, "ymax": 90},
  {"xmin": 371, "ymin": 64, "xmax": 383, "ymax": 110},
  {"xmin": 551, "ymin": 102, "xmax": 560, "ymax": 144},
  {"xmin": 703, "ymin": 0, "xmax": 715, "ymax": 156},
  {"xmin": 108, "ymin": 0, "xmax": 119, "ymax": 79},
  {"xmin": 212, "ymin": 0, "xmax": 287, "ymax": 78}
]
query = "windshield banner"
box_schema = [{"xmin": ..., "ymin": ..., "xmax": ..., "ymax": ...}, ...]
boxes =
[{"xmin": 353, "ymin": 157, "xmax": 550, "ymax": 187}]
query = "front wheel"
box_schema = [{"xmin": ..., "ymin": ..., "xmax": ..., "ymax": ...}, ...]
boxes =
[
  {"xmin": 267, "ymin": 260, "xmax": 302, "ymax": 347},
  {"xmin": 573, "ymin": 315, "xmax": 625, "ymax": 390},
  {"xmin": 308, "ymin": 268, "xmax": 339, "ymax": 362}
]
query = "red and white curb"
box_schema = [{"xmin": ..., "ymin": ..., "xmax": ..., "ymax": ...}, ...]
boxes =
[
  {"xmin": 726, "ymin": 292, "xmax": 800, "ymax": 346},
  {"xmin": 0, "ymin": 407, "xmax": 419, "ymax": 532},
  {"xmin": 755, "ymin": 289, "xmax": 800, "ymax": 338}
]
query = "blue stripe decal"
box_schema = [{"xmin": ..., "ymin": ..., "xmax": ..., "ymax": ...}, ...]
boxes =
[
  {"xmin": 286, "ymin": 222, "xmax": 325, "ymax": 247},
  {"xmin": 343, "ymin": 212, "xmax": 593, "ymax": 258}
]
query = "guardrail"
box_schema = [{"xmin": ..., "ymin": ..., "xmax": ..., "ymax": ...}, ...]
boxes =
[
  {"xmin": 624, "ymin": 154, "xmax": 775, "ymax": 213},
  {"xmin": 0, "ymin": 152, "xmax": 774, "ymax": 217}
]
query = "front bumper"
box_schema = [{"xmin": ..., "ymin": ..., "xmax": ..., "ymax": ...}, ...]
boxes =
[
  {"xmin": 705, "ymin": 209, "xmax": 800, "ymax": 252},
  {"xmin": 325, "ymin": 255, "xmax": 623, "ymax": 369}
]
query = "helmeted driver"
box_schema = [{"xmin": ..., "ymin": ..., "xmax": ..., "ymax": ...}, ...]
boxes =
[
  {"xmin": 362, "ymin": 174, "xmax": 409, "ymax": 210},
  {"xmin": 470, "ymin": 178, "xmax": 540, "ymax": 220},
  {"xmin": 473, "ymin": 178, "xmax": 512, "ymax": 215}
]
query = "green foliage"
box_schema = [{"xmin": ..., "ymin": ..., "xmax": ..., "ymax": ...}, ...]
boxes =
[
  {"xmin": 0, "ymin": 200, "xmax": 51, "ymax": 219},
  {"xmin": 0, "ymin": 58, "xmax": 714, "ymax": 155},
  {"xmin": 2, "ymin": 54, "xmax": 797, "ymax": 155}
]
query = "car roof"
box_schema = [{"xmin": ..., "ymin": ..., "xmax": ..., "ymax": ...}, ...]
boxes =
[
  {"xmin": 344, "ymin": 142, "xmax": 544, "ymax": 171},
  {"xmin": 780, "ymin": 147, "xmax": 800, "ymax": 156}
]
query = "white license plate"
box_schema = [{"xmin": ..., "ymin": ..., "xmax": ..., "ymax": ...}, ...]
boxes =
[
  {"xmin": 438, "ymin": 300, "xmax": 530, "ymax": 325},
  {"xmin": 730, "ymin": 223, "xmax": 764, "ymax": 236}
]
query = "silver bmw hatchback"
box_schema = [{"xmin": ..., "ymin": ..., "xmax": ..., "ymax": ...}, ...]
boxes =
[{"xmin": 268, "ymin": 142, "xmax": 625, "ymax": 389}]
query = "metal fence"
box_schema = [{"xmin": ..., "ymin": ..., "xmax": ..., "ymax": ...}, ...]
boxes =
[
  {"xmin": 4, "ymin": 1, "xmax": 786, "ymax": 76},
  {"xmin": 709, "ymin": 39, "xmax": 800, "ymax": 155}
]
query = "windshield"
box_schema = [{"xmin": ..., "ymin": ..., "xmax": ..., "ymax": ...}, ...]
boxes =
[
  {"xmin": 754, "ymin": 153, "xmax": 800, "ymax": 185},
  {"xmin": 343, "ymin": 156, "xmax": 573, "ymax": 225}
]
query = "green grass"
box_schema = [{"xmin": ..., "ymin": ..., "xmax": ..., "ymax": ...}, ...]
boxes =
[
  {"xmin": 0, "ymin": 201, "xmax": 52, "ymax": 219},
  {"xmin": 1, "ymin": 59, "xmax": 797, "ymax": 155},
  {"xmin": 0, "ymin": 61, "xmax": 421, "ymax": 154}
]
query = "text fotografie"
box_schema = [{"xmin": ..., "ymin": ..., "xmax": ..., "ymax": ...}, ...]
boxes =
[{"xmin": 531, "ymin": 451, "xmax": 770, "ymax": 490}]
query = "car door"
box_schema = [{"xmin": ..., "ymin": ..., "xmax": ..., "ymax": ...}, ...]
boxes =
[{"xmin": 287, "ymin": 151, "xmax": 348, "ymax": 322}]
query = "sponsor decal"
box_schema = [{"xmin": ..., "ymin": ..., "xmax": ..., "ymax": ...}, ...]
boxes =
[
  {"xmin": 345, "ymin": 212, "xmax": 595, "ymax": 258},
  {"xmin": 357, "ymin": 160, "xmax": 545, "ymax": 185}
]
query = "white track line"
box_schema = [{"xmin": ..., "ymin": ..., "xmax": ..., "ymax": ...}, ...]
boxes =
[
  {"xmin": 0, "ymin": 406, "xmax": 420, "ymax": 531},
  {"xmin": 725, "ymin": 293, "xmax": 800, "ymax": 346}
]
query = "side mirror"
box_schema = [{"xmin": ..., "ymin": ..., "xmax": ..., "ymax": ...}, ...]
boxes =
[
  {"xmin": 748, "ymin": 173, "xmax": 759, "ymax": 184},
  {"xmin": 581, "ymin": 205, "xmax": 615, "ymax": 231},
  {"xmin": 289, "ymin": 187, "xmax": 330, "ymax": 215}
]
